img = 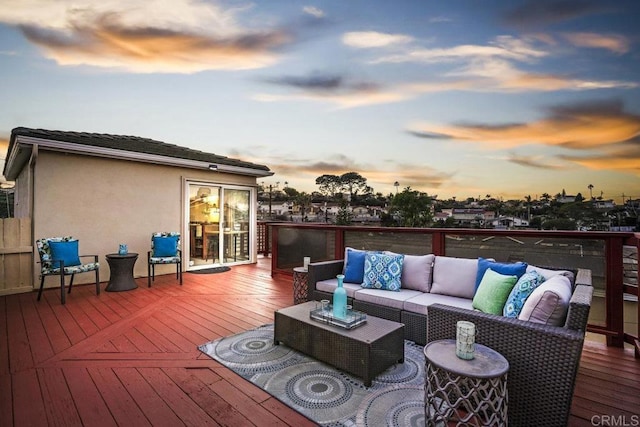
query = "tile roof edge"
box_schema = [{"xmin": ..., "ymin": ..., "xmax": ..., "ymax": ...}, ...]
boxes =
[{"xmin": 9, "ymin": 127, "xmax": 271, "ymax": 172}]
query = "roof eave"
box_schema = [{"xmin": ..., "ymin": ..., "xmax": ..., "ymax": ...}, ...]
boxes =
[{"xmin": 7, "ymin": 135, "xmax": 273, "ymax": 178}]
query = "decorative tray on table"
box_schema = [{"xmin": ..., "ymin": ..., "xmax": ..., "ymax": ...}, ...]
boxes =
[{"xmin": 309, "ymin": 303, "xmax": 367, "ymax": 329}]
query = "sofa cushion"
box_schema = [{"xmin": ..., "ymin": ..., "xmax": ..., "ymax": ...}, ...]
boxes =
[
  {"xmin": 518, "ymin": 275, "xmax": 572, "ymax": 326},
  {"xmin": 386, "ymin": 252, "xmax": 435, "ymax": 292},
  {"xmin": 343, "ymin": 247, "xmax": 367, "ymax": 284},
  {"xmin": 472, "ymin": 268, "xmax": 519, "ymax": 315},
  {"xmin": 354, "ymin": 288, "xmax": 422, "ymax": 310},
  {"xmin": 430, "ymin": 256, "xmax": 479, "ymax": 299},
  {"xmin": 403, "ymin": 292, "xmax": 474, "ymax": 315},
  {"xmin": 503, "ymin": 270, "xmax": 546, "ymax": 318},
  {"xmin": 526, "ymin": 265, "xmax": 575, "ymax": 285},
  {"xmin": 316, "ymin": 279, "xmax": 362, "ymax": 298},
  {"xmin": 475, "ymin": 257, "xmax": 527, "ymax": 292},
  {"xmin": 362, "ymin": 252, "xmax": 404, "ymax": 291}
]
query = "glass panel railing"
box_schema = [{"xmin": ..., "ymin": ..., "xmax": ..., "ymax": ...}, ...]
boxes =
[
  {"xmin": 443, "ymin": 234, "xmax": 605, "ymax": 286},
  {"xmin": 623, "ymin": 245, "xmax": 639, "ymax": 341},
  {"xmin": 276, "ymin": 227, "xmax": 336, "ymax": 270},
  {"xmin": 269, "ymin": 223, "xmax": 639, "ymax": 347},
  {"xmin": 444, "ymin": 233, "xmax": 607, "ymax": 326},
  {"xmin": 344, "ymin": 230, "xmax": 432, "ymax": 255}
]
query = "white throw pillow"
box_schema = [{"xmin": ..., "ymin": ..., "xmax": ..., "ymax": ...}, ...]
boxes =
[
  {"xmin": 386, "ymin": 252, "xmax": 435, "ymax": 292},
  {"xmin": 526, "ymin": 265, "xmax": 574, "ymax": 284},
  {"xmin": 430, "ymin": 256, "xmax": 478, "ymax": 299},
  {"xmin": 518, "ymin": 275, "xmax": 572, "ymax": 326}
]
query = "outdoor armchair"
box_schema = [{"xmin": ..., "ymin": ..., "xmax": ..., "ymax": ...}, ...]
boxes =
[
  {"xmin": 147, "ymin": 232, "xmax": 182, "ymax": 287},
  {"xmin": 36, "ymin": 236, "xmax": 100, "ymax": 305}
]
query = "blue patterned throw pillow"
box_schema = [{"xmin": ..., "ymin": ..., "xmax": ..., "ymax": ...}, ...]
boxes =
[
  {"xmin": 362, "ymin": 252, "xmax": 404, "ymax": 291},
  {"xmin": 503, "ymin": 270, "xmax": 546, "ymax": 318}
]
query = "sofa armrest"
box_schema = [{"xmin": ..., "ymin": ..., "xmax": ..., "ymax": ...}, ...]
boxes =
[
  {"xmin": 565, "ymin": 283, "xmax": 593, "ymax": 331},
  {"xmin": 426, "ymin": 303, "xmax": 588, "ymax": 426},
  {"xmin": 575, "ymin": 267, "xmax": 592, "ymax": 287},
  {"xmin": 307, "ymin": 260, "xmax": 344, "ymax": 294}
]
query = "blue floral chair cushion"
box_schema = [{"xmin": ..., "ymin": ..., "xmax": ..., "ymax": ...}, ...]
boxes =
[
  {"xmin": 36, "ymin": 237, "xmax": 100, "ymax": 275},
  {"xmin": 36, "ymin": 236, "xmax": 100, "ymax": 304},
  {"xmin": 149, "ymin": 232, "xmax": 181, "ymax": 264},
  {"xmin": 148, "ymin": 232, "xmax": 182, "ymax": 287}
]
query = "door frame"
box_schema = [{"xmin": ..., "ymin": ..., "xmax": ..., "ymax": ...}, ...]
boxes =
[{"xmin": 183, "ymin": 179, "xmax": 257, "ymax": 271}]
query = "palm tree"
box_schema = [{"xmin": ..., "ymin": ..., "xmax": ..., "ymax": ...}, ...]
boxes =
[{"xmin": 588, "ymin": 184, "xmax": 594, "ymax": 200}]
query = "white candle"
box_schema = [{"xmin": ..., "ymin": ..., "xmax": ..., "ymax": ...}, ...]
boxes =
[
  {"xmin": 303, "ymin": 256, "xmax": 311, "ymax": 270},
  {"xmin": 456, "ymin": 321, "xmax": 476, "ymax": 360}
]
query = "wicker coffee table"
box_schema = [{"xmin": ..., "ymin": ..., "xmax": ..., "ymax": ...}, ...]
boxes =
[{"xmin": 274, "ymin": 301, "xmax": 405, "ymax": 386}]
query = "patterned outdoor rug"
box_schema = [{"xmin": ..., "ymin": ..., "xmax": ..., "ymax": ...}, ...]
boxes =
[{"xmin": 198, "ymin": 324, "xmax": 426, "ymax": 426}]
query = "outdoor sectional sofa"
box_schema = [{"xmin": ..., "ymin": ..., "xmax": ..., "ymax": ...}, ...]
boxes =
[{"xmin": 307, "ymin": 249, "xmax": 593, "ymax": 426}]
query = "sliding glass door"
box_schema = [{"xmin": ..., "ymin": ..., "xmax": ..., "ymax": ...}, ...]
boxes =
[
  {"xmin": 222, "ymin": 189, "xmax": 250, "ymax": 263},
  {"xmin": 187, "ymin": 182, "xmax": 252, "ymax": 269}
]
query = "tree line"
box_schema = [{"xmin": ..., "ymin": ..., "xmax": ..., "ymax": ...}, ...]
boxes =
[{"xmin": 259, "ymin": 173, "xmax": 637, "ymax": 230}]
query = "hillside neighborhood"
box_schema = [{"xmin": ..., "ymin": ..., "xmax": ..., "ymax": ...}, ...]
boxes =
[{"xmin": 258, "ymin": 184, "xmax": 639, "ymax": 232}]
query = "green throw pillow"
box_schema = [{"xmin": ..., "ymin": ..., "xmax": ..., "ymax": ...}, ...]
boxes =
[{"xmin": 472, "ymin": 268, "xmax": 518, "ymax": 315}]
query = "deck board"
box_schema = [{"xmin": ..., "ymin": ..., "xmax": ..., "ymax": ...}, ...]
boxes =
[
  {"xmin": 12, "ymin": 369, "xmax": 48, "ymax": 426},
  {"xmin": 38, "ymin": 367, "xmax": 83, "ymax": 426},
  {"xmin": 166, "ymin": 367, "xmax": 253, "ymax": 427},
  {"xmin": 89, "ymin": 366, "xmax": 153, "ymax": 427},
  {"xmin": 64, "ymin": 366, "xmax": 118, "ymax": 427},
  {"xmin": 1, "ymin": 257, "xmax": 638, "ymax": 426}
]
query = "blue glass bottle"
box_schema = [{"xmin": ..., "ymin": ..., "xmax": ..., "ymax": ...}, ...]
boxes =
[{"xmin": 333, "ymin": 274, "xmax": 347, "ymax": 319}]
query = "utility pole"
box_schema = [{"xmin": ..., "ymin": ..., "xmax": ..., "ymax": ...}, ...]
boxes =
[{"xmin": 268, "ymin": 185, "xmax": 272, "ymax": 219}]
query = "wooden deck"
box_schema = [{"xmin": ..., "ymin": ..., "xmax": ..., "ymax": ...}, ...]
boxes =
[{"xmin": 1, "ymin": 257, "xmax": 638, "ymax": 426}]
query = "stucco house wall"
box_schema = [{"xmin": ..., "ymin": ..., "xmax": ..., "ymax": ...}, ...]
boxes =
[
  {"xmin": 4, "ymin": 127, "xmax": 272, "ymax": 291},
  {"xmin": 34, "ymin": 151, "xmax": 258, "ymax": 284},
  {"xmin": 14, "ymin": 159, "xmax": 31, "ymax": 218}
]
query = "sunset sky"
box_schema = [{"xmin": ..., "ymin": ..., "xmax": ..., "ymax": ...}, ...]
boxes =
[{"xmin": 1, "ymin": 0, "xmax": 639, "ymax": 202}]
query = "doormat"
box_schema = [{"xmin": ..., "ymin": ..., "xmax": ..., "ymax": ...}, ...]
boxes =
[
  {"xmin": 188, "ymin": 266, "xmax": 231, "ymax": 274},
  {"xmin": 198, "ymin": 324, "xmax": 425, "ymax": 426}
]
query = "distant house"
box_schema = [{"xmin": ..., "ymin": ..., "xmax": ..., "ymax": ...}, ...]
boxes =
[
  {"xmin": 556, "ymin": 195, "xmax": 577, "ymax": 203},
  {"xmin": 592, "ymin": 199, "xmax": 615, "ymax": 210},
  {"xmin": 626, "ymin": 199, "xmax": 640, "ymax": 210},
  {"xmin": 450, "ymin": 208, "xmax": 491, "ymax": 226},
  {"xmin": 351, "ymin": 206, "xmax": 369, "ymax": 217},
  {"xmin": 434, "ymin": 211, "xmax": 451, "ymax": 222},
  {"xmin": 3, "ymin": 127, "xmax": 273, "ymax": 287},
  {"xmin": 258, "ymin": 201, "xmax": 292, "ymax": 217},
  {"xmin": 491, "ymin": 216, "xmax": 530, "ymax": 229},
  {"xmin": 452, "ymin": 208, "xmax": 485, "ymax": 222}
]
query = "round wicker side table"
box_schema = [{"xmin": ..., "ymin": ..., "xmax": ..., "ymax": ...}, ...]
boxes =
[
  {"xmin": 424, "ymin": 339, "xmax": 509, "ymax": 426},
  {"xmin": 105, "ymin": 253, "xmax": 139, "ymax": 292},
  {"xmin": 292, "ymin": 267, "xmax": 309, "ymax": 304}
]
